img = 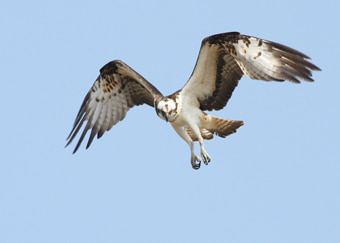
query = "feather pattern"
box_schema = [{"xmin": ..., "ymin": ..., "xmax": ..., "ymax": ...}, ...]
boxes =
[
  {"xmin": 181, "ymin": 32, "xmax": 321, "ymax": 111},
  {"xmin": 66, "ymin": 60, "xmax": 163, "ymax": 153},
  {"xmin": 66, "ymin": 32, "xmax": 320, "ymax": 160}
]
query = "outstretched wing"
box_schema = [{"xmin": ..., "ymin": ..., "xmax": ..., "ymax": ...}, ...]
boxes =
[
  {"xmin": 66, "ymin": 60, "xmax": 163, "ymax": 153},
  {"xmin": 181, "ymin": 32, "xmax": 321, "ymax": 111}
]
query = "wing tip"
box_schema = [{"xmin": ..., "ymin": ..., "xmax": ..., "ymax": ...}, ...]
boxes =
[{"xmin": 203, "ymin": 31, "xmax": 241, "ymax": 45}]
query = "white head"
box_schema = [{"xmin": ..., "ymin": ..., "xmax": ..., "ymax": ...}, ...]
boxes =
[{"xmin": 155, "ymin": 98, "xmax": 178, "ymax": 122}]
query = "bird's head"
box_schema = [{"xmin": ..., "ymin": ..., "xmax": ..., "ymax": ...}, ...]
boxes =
[{"xmin": 155, "ymin": 98, "xmax": 178, "ymax": 122}]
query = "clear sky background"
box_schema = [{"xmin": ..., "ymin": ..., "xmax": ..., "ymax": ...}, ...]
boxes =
[{"xmin": 1, "ymin": 0, "xmax": 339, "ymax": 242}]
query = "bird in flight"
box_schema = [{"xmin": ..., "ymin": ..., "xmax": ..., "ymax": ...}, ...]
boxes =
[{"xmin": 66, "ymin": 32, "xmax": 320, "ymax": 169}]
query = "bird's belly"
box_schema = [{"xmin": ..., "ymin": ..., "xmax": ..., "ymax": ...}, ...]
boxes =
[
  {"xmin": 170, "ymin": 114, "xmax": 188, "ymax": 127},
  {"xmin": 170, "ymin": 108, "xmax": 204, "ymax": 128}
]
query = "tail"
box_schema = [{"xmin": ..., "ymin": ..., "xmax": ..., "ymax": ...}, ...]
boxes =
[
  {"xmin": 185, "ymin": 116, "xmax": 244, "ymax": 141},
  {"xmin": 209, "ymin": 116, "xmax": 244, "ymax": 138}
]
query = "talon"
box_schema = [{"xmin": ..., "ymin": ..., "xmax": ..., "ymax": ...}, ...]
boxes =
[
  {"xmin": 192, "ymin": 161, "xmax": 201, "ymax": 170},
  {"xmin": 201, "ymin": 150, "xmax": 211, "ymax": 165},
  {"xmin": 191, "ymin": 155, "xmax": 201, "ymax": 170}
]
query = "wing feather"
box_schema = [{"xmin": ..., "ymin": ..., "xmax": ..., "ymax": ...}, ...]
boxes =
[
  {"xmin": 66, "ymin": 60, "xmax": 163, "ymax": 153},
  {"xmin": 97, "ymin": 100, "xmax": 112, "ymax": 138},
  {"xmin": 181, "ymin": 32, "xmax": 321, "ymax": 111}
]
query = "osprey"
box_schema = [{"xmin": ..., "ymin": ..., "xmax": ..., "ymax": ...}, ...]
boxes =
[{"xmin": 66, "ymin": 32, "xmax": 320, "ymax": 169}]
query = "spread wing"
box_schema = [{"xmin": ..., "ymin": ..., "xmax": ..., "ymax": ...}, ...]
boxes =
[
  {"xmin": 66, "ymin": 60, "xmax": 163, "ymax": 153},
  {"xmin": 181, "ymin": 32, "xmax": 321, "ymax": 111}
]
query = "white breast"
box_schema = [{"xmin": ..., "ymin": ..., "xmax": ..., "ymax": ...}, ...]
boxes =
[{"xmin": 171, "ymin": 92, "xmax": 203, "ymax": 127}]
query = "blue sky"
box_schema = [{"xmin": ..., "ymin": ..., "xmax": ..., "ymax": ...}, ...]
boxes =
[{"xmin": 1, "ymin": 0, "xmax": 339, "ymax": 242}]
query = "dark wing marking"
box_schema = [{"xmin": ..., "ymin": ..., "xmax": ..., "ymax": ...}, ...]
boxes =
[
  {"xmin": 66, "ymin": 60, "xmax": 163, "ymax": 153},
  {"xmin": 181, "ymin": 32, "xmax": 321, "ymax": 111}
]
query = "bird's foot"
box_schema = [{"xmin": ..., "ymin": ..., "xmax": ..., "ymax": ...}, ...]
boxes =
[
  {"xmin": 191, "ymin": 154, "xmax": 201, "ymax": 170},
  {"xmin": 201, "ymin": 148, "xmax": 211, "ymax": 165}
]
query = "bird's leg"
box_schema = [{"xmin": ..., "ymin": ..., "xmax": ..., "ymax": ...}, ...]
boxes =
[
  {"xmin": 189, "ymin": 124, "xmax": 211, "ymax": 165},
  {"xmin": 171, "ymin": 124, "xmax": 201, "ymax": 169},
  {"xmin": 198, "ymin": 136, "xmax": 211, "ymax": 165},
  {"xmin": 189, "ymin": 141, "xmax": 202, "ymax": 170}
]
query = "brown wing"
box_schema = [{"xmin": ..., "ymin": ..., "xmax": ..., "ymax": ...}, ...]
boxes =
[
  {"xmin": 66, "ymin": 60, "xmax": 163, "ymax": 153},
  {"xmin": 181, "ymin": 32, "xmax": 321, "ymax": 111}
]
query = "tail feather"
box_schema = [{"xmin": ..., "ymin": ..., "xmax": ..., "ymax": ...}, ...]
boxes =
[
  {"xmin": 185, "ymin": 127, "xmax": 214, "ymax": 141},
  {"xmin": 185, "ymin": 116, "xmax": 244, "ymax": 141},
  {"xmin": 209, "ymin": 116, "xmax": 244, "ymax": 138}
]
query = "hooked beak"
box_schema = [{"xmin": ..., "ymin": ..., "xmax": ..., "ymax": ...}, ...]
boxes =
[{"xmin": 164, "ymin": 113, "xmax": 169, "ymax": 122}]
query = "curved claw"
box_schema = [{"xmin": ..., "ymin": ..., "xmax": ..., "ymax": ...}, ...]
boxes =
[
  {"xmin": 201, "ymin": 149, "xmax": 211, "ymax": 165},
  {"xmin": 191, "ymin": 155, "xmax": 201, "ymax": 170}
]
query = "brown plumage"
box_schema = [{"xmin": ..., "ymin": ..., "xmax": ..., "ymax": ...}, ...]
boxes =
[
  {"xmin": 182, "ymin": 32, "xmax": 321, "ymax": 112},
  {"xmin": 66, "ymin": 32, "xmax": 320, "ymax": 169},
  {"xmin": 66, "ymin": 60, "xmax": 163, "ymax": 153},
  {"xmin": 185, "ymin": 117, "xmax": 244, "ymax": 141}
]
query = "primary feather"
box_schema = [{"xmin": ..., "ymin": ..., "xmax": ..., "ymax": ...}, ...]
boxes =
[{"xmin": 66, "ymin": 32, "xmax": 320, "ymax": 169}]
